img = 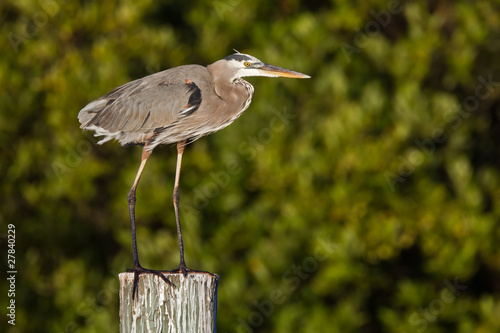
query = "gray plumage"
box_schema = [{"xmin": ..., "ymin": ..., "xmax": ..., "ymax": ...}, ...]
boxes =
[
  {"xmin": 79, "ymin": 59, "xmax": 254, "ymax": 150},
  {"xmin": 79, "ymin": 53, "xmax": 309, "ymax": 149}
]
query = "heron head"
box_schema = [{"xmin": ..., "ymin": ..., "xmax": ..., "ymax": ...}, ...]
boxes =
[{"xmin": 222, "ymin": 52, "xmax": 311, "ymax": 81}]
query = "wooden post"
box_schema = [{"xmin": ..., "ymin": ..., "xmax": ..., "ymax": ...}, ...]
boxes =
[{"xmin": 119, "ymin": 272, "xmax": 219, "ymax": 333}]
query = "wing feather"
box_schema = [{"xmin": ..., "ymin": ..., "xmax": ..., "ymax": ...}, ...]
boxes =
[{"xmin": 78, "ymin": 65, "xmax": 207, "ymax": 145}]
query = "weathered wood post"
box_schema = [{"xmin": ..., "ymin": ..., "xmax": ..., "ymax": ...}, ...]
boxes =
[{"xmin": 119, "ymin": 272, "xmax": 219, "ymax": 333}]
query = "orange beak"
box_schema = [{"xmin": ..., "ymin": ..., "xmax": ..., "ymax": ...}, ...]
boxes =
[{"xmin": 257, "ymin": 64, "xmax": 311, "ymax": 79}]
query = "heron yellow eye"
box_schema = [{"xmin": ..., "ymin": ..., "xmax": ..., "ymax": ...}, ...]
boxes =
[{"xmin": 244, "ymin": 62, "xmax": 250, "ymax": 67}]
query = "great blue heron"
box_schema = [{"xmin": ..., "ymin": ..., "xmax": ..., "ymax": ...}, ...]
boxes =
[{"xmin": 78, "ymin": 51, "xmax": 310, "ymax": 299}]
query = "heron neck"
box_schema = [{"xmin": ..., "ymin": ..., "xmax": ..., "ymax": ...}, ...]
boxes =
[{"xmin": 207, "ymin": 62, "xmax": 254, "ymax": 120}]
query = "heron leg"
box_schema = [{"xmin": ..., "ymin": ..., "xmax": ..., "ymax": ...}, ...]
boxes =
[
  {"xmin": 169, "ymin": 141, "xmax": 212, "ymax": 276},
  {"xmin": 172, "ymin": 140, "xmax": 189, "ymax": 275},
  {"xmin": 127, "ymin": 146, "xmax": 174, "ymax": 301}
]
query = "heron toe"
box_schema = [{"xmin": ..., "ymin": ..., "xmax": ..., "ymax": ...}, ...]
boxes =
[{"xmin": 127, "ymin": 265, "xmax": 175, "ymax": 300}]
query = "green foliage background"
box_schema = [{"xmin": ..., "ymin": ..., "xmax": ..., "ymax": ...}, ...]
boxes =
[{"xmin": 2, "ymin": 0, "xmax": 500, "ymax": 332}]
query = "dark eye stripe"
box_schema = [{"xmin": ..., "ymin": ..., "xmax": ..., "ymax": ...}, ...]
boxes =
[{"xmin": 224, "ymin": 54, "xmax": 253, "ymax": 62}]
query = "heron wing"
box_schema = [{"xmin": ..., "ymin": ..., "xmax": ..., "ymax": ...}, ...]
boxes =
[{"xmin": 78, "ymin": 65, "xmax": 207, "ymax": 145}]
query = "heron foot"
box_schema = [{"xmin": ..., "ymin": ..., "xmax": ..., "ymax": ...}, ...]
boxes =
[{"xmin": 127, "ymin": 264, "xmax": 175, "ymax": 301}]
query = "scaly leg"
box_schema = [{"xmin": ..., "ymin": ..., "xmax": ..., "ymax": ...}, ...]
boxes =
[
  {"xmin": 171, "ymin": 140, "xmax": 189, "ymax": 275},
  {"xmin": 127, "ymin": 146, "xmax": 174, "ymax": 300},
  {"xmin": 169, "ymin": 141, "xmax": 210, "ymax": 276}
]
